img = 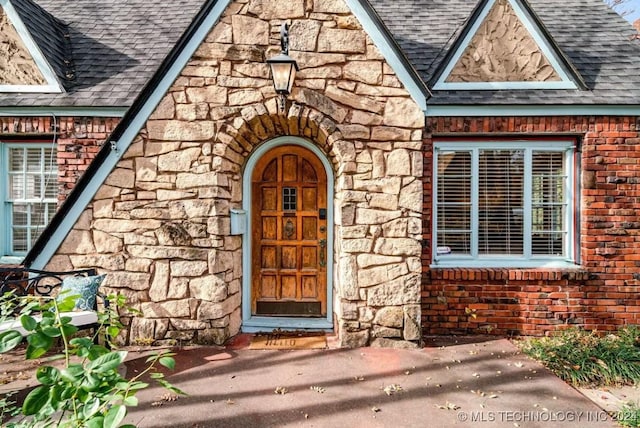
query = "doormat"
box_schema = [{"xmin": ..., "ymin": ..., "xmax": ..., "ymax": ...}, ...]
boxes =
[{"xmin": 249, "ymin": 332, "xmax": 327, "ymax": 350}]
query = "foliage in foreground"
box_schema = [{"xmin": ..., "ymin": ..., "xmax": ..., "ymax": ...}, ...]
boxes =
[
  {"xmin": 0, "ymin": 291, "xmax": 184, "ymax": 428},
  {"xmin": 619, "ymin": 401, "xmax": 640, "ymax": 428},
  {"xmin": 519, "ymin": 326, "xmax": 640, "ymax": 387}
]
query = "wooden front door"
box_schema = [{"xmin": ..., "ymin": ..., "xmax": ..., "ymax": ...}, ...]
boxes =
[{"xmin": 251, "ymin": 145, "xmax": 328, "ymax": 317}]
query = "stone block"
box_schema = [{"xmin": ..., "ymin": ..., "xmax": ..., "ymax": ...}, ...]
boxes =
[
  {"xmin": 189, "ymin": 274, "xmax": 228, "ymax": 302},
  {"xmin": 355, "ymin": 208, "xmax": 402, "ymax": 225},
  {"xmin": 149, "ymin": 94, "xmax": 175, "ymax": 120},
  {"xmin": 171, "ymin": 260, "xmax": 208, "ymax": 277},
  {"xmin": 248, "ymin": 0, "xmax": 305, "ymax": 19},
  {"xmin": 370, "ymin": 338, "xmax": 419, "ymax": 349},
  {"xmin": 197, "ymin": 327, "xmax": 229, "ymax": 345},
  {"xmin": 105, "ymin": 168, "xmax": 135, "ymax": 189},
  {"xmin": 158, "ymin": 147, "xmax": 201, "ymax": 172},
  {"xmin": 358, "ymin": 262, "xmax": 408, "ymax": 287},
  {"xmin": 403, "ymin": 304, "xmax": 421, "ymax": 341},
  {"xmin": 374, "ymin": 238, "xmax": 421, "ymax": 256},
  {"xmin": 373, "ymin": 306, "xmax": 404, "ymax": 328},
  {"xmin": 149, "ymin": 261, "xmax": 169, "ymax": 302},
  {"xmin": 141, "ymin": 300, "xmax": 191, "ymax": 318},
  {"xmin": 69, "ymin": 255, "xmax": 125, "ymax": 271},
  {"xmin": 232, "ymin": 15, "xmax": 269, "ymax": 45},
  {"xmin": 367, "ymin": 273, "xmax": 421, "ymax": 306},
  {"xmin": 341, "ymin": 238, "xmax": 373, "ymax": 253},
  {"xmin": 168, "ymin": 278, "xmax": 189, "ymax": 299},
  {"xmin": 343, "ymin": 61, "xmax": 382, "ymax": 85},
  {"xmin": 197, "ymin": 293, "xmax": 241, "ymax": 320},
  {"xmin": 325, "ymin": 86, "xmax": 383, "ymax": 114},
  {"xmin": 129, "ymin": 317, "xmax": 156, "ymax": 343},
  {"xmin": 290, "ymin": 20, "xmax": 322, "ymax": 52},
  {"xmin": 314, "ymin": 0, "xmax": 351, "ymax": 13},
  {"xmin": 93, "ymin": 230, "xmax": 123, "ymax": 253},
  {"xmin": 337, "ymin": 255, "xmax": 359, "ymax": 299},
  {"xmin": 58, "ymin": 230, "xmax": 95, "ymax": 255},
  {"xmin": 372, "ymin": 326, "xmax": 402, "ymax": 338},
  {"xmin": 339, "ymin": 327, "xmax": 370, "ymax": 348},
  {"xmin": 136, "ymin": 156, "xmax": 158, "ymax": 182},
  {"xmin": 147, "ymin": 120, "xmax": 216, "ymax": 141},
  {"xmin": 383, "ymin": 97, "xmax": 423, "ymax": 128},
  {"xmin": 319, "ymin": 28, "xmax": 365, "ymax": 53}
]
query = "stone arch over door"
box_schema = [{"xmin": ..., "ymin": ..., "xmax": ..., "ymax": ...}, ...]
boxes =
[
  {"xmin": 241, "ymin": 136, "xmax": 335, "ymax": 331},
  {"xmin": 216, "ymin": 100, "xmax": 423, "ymax": 347}
]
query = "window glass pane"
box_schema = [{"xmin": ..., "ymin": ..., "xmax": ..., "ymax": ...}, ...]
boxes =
[
  {"xmin": 5, "ymin": 146, "xmax": 58, "ymax": 254},
  {"xmin": 43, "ymin": 148, "xmax": 56, "ymax": 172},
  {"xmin": 12, "ymin": 203, "xmax": 28, "ymax": 226},
  {"xmin": 283, "ymin": 187, "xmax": 297, "ymax": 211},
  {"xmin": 9, "ymin": 173, "xmax": 24, "ymax": 199},
  {"xmin": 9, "ymin": 148, "xmax": 24, "ymax": 172},
  {"xmin": 478, "ymin": 150, "xmax": 524, "ymax": 255},
  {"xmin": 437, "ymin": 151, "xmax": 471, "ymax": 255},
  {"xmin": 532, "ymin": 151, "xmax": 566, "ymax": 255},
  {"xmin": 434, "ymin": 143, "xmax": 572, "ymax": 263},
  {"xmin": 44, "ymin": 175, "xmax": 58, "ymax": 198},
  {"xmin": 12, "ymin": 228, "xmax": 28, "ymax": 253},
  {"xmin": 26, "ymin": 148, "xmax": 43, "ymax": 172}
]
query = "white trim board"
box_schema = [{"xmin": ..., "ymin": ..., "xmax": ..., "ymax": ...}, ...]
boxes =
[
  {"xmin": 0, "ymin": 0, "xmax": 64, "ymax": 93},
  {"xmin": 433, "ymin": 0, "xmax": 578, "ymax": 91},
  {"xmin": 241, "ymin": 136, "xmax": 334, "ymax": 332}
]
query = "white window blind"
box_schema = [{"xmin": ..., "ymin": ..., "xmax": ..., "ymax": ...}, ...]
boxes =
[
  {"xmin": 434, "ymin": 141, "xmax": 574, "ymax": 266},
  {"xmin": 5, "ymin": 146, "xmax": 57, "ymax": 254}
]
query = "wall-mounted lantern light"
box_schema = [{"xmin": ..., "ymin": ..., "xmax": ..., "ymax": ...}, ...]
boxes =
[{"xmin": 267, "ymin": 23, "xmax": 299, "ymax": 112}]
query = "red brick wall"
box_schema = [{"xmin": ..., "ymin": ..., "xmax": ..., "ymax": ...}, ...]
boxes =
[
  {"xmin": 422, "ymin": 116, "xmax": 640, "ymax": 336},
  {"xmin": 0, "ymin": 116, "xmax": 120, "ymax": 202}
]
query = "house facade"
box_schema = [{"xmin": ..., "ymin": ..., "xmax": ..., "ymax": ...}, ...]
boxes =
[{"xmin": 5, "ymin": 0, "xmax": 640, "ymax": 348}]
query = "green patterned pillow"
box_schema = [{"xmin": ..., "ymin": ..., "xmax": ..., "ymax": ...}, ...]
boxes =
[{"xmin": 58, "ymin": 274, "xmax": 106, "ymax": 311}]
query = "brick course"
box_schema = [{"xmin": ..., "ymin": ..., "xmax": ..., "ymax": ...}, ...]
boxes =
[{"xmin": 422, "ymin": 116, "xmax": 640, "ymax": 336}]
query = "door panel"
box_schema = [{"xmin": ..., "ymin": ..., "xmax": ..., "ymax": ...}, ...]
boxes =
[{"xmin": 251, "ymin": 145, "xmax": 328, "ymax": 317}]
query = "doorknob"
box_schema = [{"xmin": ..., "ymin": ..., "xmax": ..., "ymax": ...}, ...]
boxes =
[{"xmin": 319, "ymin": 239, "xmax": 326, "ymax": 267}]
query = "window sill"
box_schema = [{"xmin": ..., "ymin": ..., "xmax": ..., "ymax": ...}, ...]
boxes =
[
  {"xmin": 0, "ymin": 256, "xmax": 24, "ymax": 266},
  {"xmin": 430, "ymin": 259, "xmax": 580, "ymax": 270}
]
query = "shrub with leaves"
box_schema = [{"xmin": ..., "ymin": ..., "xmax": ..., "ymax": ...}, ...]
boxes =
[
  {"xmin": 0, "ymin": 291, "xmax": 184, "ymax": 428},
  {"xmin": 519, "ymin": 326, "xmax": 640, "ymax": 387},
  {"xmin": 619, "ymin": 401, "xmax": 640, "ymax": 428}
]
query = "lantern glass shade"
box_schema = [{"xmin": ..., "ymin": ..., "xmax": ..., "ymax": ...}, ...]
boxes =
[{"xmin": 267, "ymin": 53, "xmax": 299, "ymax": 95}]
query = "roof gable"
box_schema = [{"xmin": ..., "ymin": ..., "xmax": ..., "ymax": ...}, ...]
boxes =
[
  {"xmin": 433, "ymin": 0, "xmax": 583, "ymax": 90},
  {"xmin": 0, "ymin": 0, "xmax": 64, "ymax": 92}
]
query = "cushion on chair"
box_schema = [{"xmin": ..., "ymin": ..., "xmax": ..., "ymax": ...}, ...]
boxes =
[{"xmin": 58, "ymin": 274, "xmax": 106, "ymax": 311}]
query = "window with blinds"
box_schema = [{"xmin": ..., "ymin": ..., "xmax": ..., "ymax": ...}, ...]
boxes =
[
  {"xmin": 434, "ymin": 141, "xmax": 574, "ymax": 266},
  {"xmin": 4, "ymin": 145, "xmax": 57, "ymax": 254}
]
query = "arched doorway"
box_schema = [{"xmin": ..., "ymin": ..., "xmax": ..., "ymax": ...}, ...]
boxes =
[{"xmin": 242, "ymin": 137, "xmax": 334, "ymax": 331}]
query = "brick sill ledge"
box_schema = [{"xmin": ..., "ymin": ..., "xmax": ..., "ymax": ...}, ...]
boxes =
[{"xmin": 427, "ymin": 266, "xmax": 591, "ymax": 281}]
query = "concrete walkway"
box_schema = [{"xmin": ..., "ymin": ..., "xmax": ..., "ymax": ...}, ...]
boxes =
[{"xmin": 122, "ymin": 336, "xmax": 619, "ymax": 428}]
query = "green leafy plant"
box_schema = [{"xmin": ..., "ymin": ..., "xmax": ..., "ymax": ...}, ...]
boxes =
[
  {"xmin": 0, "ymin": 291, "xmax": 184, "ymax": 428},
  {"xmin": 619, "ymin": 401, "xmax": 640, "ymax": 428},
  {"xmin": 519, "ymin": 326, "xmax": 640, "ymax": 387}
]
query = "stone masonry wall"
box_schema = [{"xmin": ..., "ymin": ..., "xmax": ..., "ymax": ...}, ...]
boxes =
[
  {"xmin": 447, "ymin": 0, "xmax": 561, "ymax": 83},
  {"xmin": 47, "ymin": 0, "xmax": 424, "ymax": 348},
  {"xmin": 423, "ymin": 116, "xmax": 640, "ymax": 336}
]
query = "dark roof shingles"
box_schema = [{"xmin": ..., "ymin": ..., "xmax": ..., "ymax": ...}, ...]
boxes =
[
  {"xmin": 0, "ymin": 0, "xmax": 203, "ymax": 108},
  {"xmin": 369, "ymin": 0, "xmax": 640, "ymax": 105}
]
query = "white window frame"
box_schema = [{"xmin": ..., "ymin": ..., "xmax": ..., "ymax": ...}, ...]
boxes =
[
  {"xmin": 1, "ymin": 142, "xmax": 57, "ymax": 258},
  {"xmin": 432, "ymin": 139, "xmax": 578, "ymax": 268}
]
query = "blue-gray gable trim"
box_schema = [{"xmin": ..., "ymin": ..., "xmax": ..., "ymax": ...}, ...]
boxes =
[{"xmin": 25, "ymin": 0, "xmax": 231, "ymax": 268}]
